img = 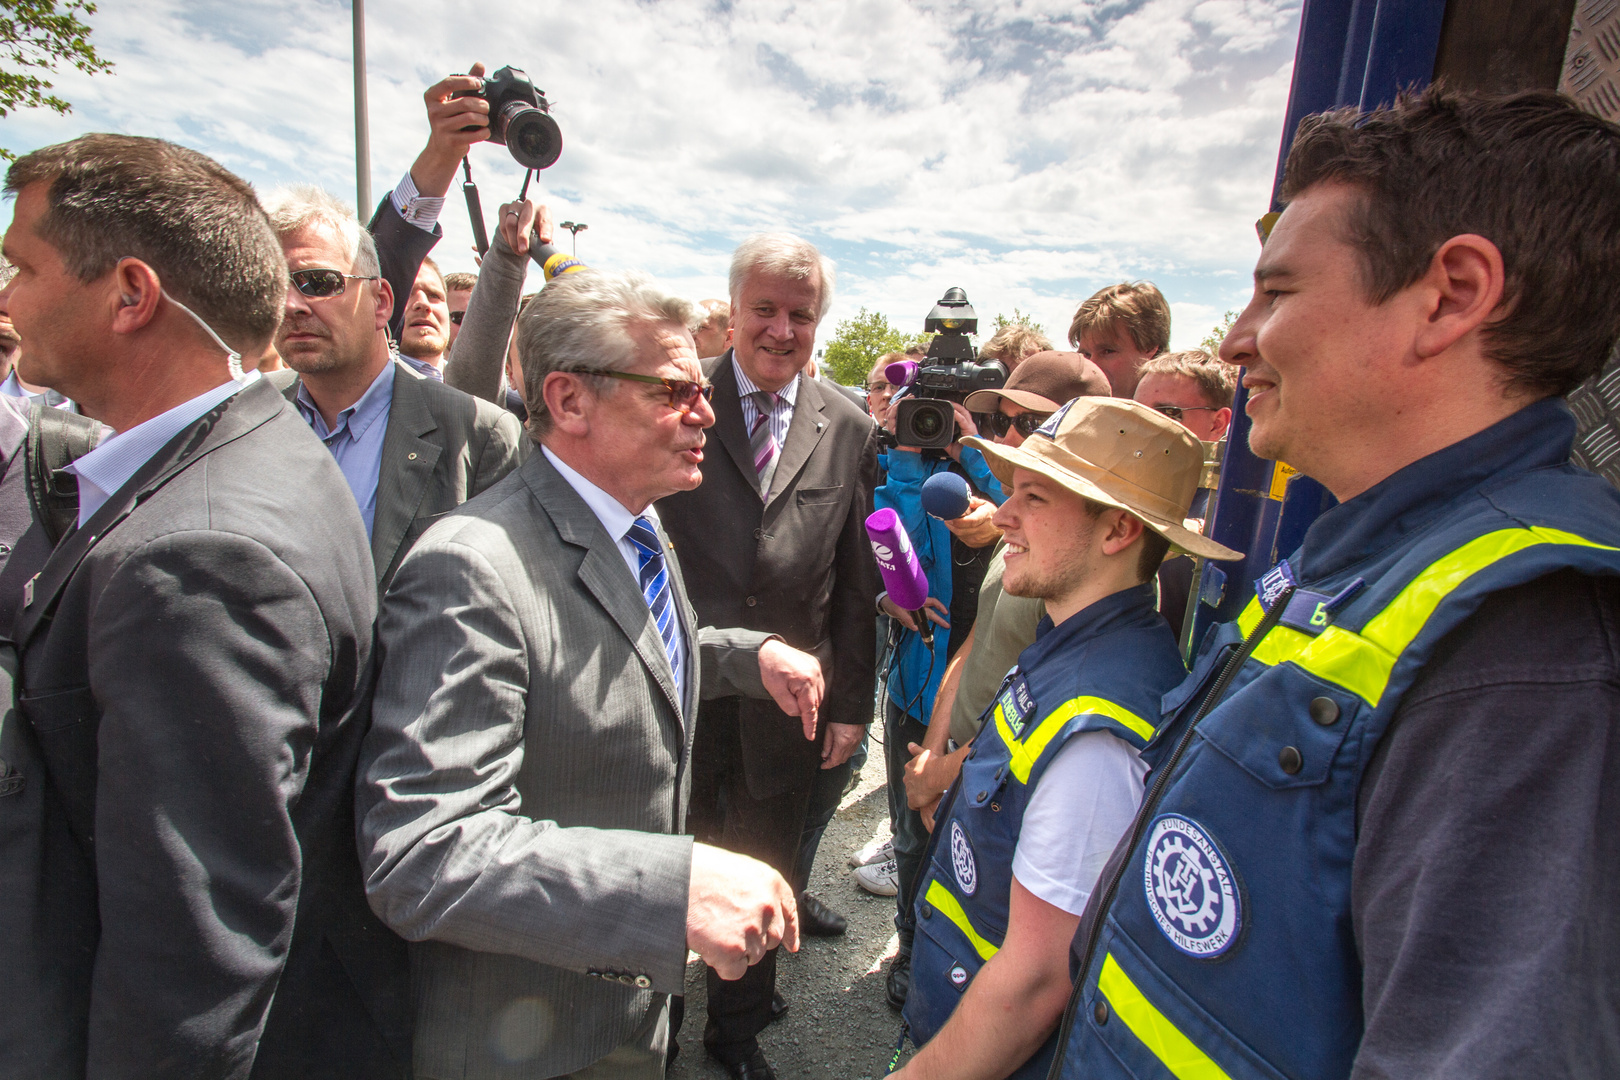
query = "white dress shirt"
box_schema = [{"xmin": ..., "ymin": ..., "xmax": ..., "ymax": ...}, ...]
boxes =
[
  {"xmin": 65, "ymin": 374, "xmax": 256, "ymax": 527},
  {"xmin": 541, "ymin": 445, "xmax": 692, "ymax": 682}
]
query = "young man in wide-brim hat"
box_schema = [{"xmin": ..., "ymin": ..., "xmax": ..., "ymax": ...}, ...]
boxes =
[{"xmin": 892, "ymin": 396, "xmax": 1239, "ymax": 1080}]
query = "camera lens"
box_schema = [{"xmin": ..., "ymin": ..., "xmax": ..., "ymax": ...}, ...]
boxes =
[
  {"xmin": 499, "ymin": 102, "xmax": 563, "ymax": 170},
  {"xmin": 911, "ymin": 407, "xmax": 944, "ymax": 441}
]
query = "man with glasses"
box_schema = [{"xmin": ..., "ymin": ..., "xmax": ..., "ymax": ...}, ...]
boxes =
[
  {"xmin": 1132, "ymin": 349, "xmax": 1235, "ymax": 443},
  {"xmin": 265, "ymin": 186, "xmax": 524, "ymax": 595},
  {"xmin": 359, "ymin": 269, "xmax": 825, "ymax": 1080},
  {"xmin": 1132, "ymin": 350, "xmax": 1234, "ymax": 638}
]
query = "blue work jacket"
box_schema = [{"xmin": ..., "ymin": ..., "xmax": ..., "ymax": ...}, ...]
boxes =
[
  {"xmin": 1052, "ymin": 398, "xmax": 1620, "ymax": 1080},
  {"xmin": 905, "ymin": 583, "xmax": 1186, "ymax": 1079}
]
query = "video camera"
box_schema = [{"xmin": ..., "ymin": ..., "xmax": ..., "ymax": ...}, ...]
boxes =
[
  {"xmin": 453, "ymin": 66, "xmax": 563, "ymax": 171},
  {"xmin": 889, "ymin": 288, "xmax": 1007, "ymax": 451}
]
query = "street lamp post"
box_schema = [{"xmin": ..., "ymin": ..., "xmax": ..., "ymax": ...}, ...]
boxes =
[
  {"xmin": 559, "ymin": 221, "xmax": 589, "ymax": 255},
  {"xmin": 352, "ymin": 0, "xmax": 371, "ymax": 216}
]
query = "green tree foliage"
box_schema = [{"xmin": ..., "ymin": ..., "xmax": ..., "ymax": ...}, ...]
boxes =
[
  {"xmin": 822, "ymin": 307, "xmax": 930, "ymax": 386},
  {"xmin": 1, "ymin": 0, "xmax": 113, "ymax": 161},
  {"xmin": 992, "ymin": 307, "xmax": 1044, "ymax": 335},
  {"xmin": 1200, "ymin": 310, "xmax": 1238, "ymax": 355}
]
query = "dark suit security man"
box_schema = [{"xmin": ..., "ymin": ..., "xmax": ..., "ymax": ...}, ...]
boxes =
[
  {"xmin": 658, "ymin": 233, "xmax": 879, "ymax": 1080},
  {"xmin": 265, "ymin": 186, "xmax": 524, "ymax": 593},
  {"xmin": 0, "ymin": 135, "xmax": 407, "ymax": 1078}
]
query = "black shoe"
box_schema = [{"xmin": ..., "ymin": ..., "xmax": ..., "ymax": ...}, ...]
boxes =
[
  {"xmin": 769, "ymin": 990, "xmax": 790, "ymax": 1024},
  {"xmin": 885, "ymin": 952, "xmax": 911, "ymax": 1011},
  {"xmin": 705, "ymin": 1039, "xmax": 777, "ymax": 1080},
  {"xmin": 798, "ymin": 891, "xmax": 848, "ymax": 937}
]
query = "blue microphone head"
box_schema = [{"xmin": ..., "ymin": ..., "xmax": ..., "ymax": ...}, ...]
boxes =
[{"xmin": 921, "ymin": 471, "xmax": 972, "ymax": 520}]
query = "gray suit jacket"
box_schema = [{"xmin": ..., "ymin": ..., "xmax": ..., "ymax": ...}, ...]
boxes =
[
  {"xmin": 275, "ymin": 361, "xmax": 527, "ymax": 592},
  {"xmin": 358, "ymin": 448, "xmax": 773, "ymax": 1079}
]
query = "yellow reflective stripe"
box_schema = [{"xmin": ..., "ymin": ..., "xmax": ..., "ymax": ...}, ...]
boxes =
[
  {"xmin": 1238, "ymin": 529, "xmax": 1619, "ymax": 707},
  {"xmin": 996, "ymin": 696, "xmax": 1155, "ymax": 783},
  {"xmin": 1098, "ymin": 954, "xmax": 1232, "ymax": 1080},
  {"xmin": 925, "ymin": 879, "xmax": 999, "ymax": 961}
]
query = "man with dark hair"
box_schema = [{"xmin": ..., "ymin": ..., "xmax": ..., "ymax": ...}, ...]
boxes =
[
  {"xmin": 0, "ymin": 134, "xmax": 409, "ymax": 1077},
  {"xmin": 893, "ymin": 398, "xmax": 1238, "ymax": 1080},
  {"xmin": 1066, "ymin": 282, "xmax": 1170, "ymax": 397},
  {"xmin": 397, "ymin": 255, "xmax": 452, "ymax": 379},
  {"xmin": 445, "ymin": 269, "xmax": 477, "ymax": 348},
  {"xmin": 1052, "ymin": 87, "xmax": 1620, "ymax": 1080}
]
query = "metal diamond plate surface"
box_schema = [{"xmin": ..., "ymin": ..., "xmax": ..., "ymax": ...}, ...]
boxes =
[{"xmin": 1563, "ymin": 1, "xmax": 1620, "ymax": 487}]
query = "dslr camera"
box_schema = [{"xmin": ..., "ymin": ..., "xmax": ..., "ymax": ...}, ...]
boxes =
[
  {"xmin": 454, "ymin": 66, "xmax": 563, "ymax": 171},
  {"xmin": 892, "ymin": 288, "xmax": 1007, "ymax": 451}
]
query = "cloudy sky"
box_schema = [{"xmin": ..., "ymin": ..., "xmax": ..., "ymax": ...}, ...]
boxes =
[{"xmin": 7, "ymin": 0, "xmax": 1301, "ymax": 358}]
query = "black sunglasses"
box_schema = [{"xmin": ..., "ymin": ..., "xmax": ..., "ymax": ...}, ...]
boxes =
[
  {"xmin": 569, "ymin": 368, "xmax": 714, "ymax": 414},
  {"xmin": 449, "ymin": 310, "xmax": 466, "ymax": 325},
  {"xmin": 290, "ymin": 268, "xmax": 379, "ymax": 298},
  {"xmin": 1152, "ymin": 404, "xmax": 1219, "ymax": 422},
  {"xmin": 987, "ymin": 411, "xmax": 1052, "ymax": 438}
]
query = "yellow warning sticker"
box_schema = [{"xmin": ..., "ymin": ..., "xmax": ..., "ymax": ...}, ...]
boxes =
[{"xmin": 1268, "ymin": 460, "xmax": 1297, "ymax": 500}]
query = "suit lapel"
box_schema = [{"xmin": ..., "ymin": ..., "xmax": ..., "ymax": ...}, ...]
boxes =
[
  {"xmin": 706, "ymin": 352, "xmax": 762, "ymax": 498},
  {"xmin": 13, "ymin": 378, "xmax": 285, "ymax": 650},
  {"xmin": 370, "ymin": 365, "xmax": 442, "ymax": 584},
  {"xmin": 522, "ymin": 452, "xmax": 686, "ymax": 726},
  {"xmin": 765, "ymin": 376, "xmax": 828, "ymax": 510}
]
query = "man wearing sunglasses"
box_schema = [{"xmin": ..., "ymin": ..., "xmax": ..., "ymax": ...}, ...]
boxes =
[
  {"xmin": 1131, "ymin": 349, "xmax": 1235, "ymax": 443},
  {"xmin": 265, "ymin": 186, "xmax": 524, "ymax": 595},
  {"xmin": 359, "ymin": 269, "xmax": 825, "ymax": 1080}
]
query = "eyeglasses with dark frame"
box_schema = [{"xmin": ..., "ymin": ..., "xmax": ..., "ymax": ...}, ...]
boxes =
[
  {"xmin": 568, "ymin": 367, "xmax": 715, "ymax": 414},
  {"xmin": 987, "ymin": 410, "xmax": 1053, "ymax": 438},
  {"xmin": 289, "ymin": 268, "xmax": 380, "ymax": 299},
  {"xmin": 1151, "ymin": 404, "xmax": 1219, "ymax": 422}
]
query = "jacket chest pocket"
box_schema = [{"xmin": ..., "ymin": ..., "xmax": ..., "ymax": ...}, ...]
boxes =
[{"xmin": 1196, "ymin": 666, "xmax": 1360, "ymax": 789}]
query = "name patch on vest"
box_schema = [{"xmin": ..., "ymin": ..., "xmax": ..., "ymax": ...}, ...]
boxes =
[
  {"xmin": 950, "ymin": 820, "xmax": 978, "ymax": 897},
  {"xmin": 997, "ymin": 673, "xmax": 1036, "ymax": 737},
  {"xmin": 1144, "ymin": 814, "xmax": 1241, "ymax": 958}
]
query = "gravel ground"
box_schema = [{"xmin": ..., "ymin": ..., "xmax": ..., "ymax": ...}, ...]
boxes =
[{"xmin": 669, "ymin": 736, "xmax": 917, "ymax": 1080}]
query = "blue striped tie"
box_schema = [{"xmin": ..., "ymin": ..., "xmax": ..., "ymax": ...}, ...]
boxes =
[{"xmin": 627, "ymin": 516, "xmax": 683, "ymax": 704}]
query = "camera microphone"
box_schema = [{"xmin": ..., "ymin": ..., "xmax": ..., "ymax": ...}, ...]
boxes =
[
  {"xmin": 921, "ymin": 472, "xmax": 972, "ymax": 521},
  {"xmin": 866, "ymin": 508, "xmax": 934, "ymax": 646},
  {"xmin": 885, "ymin": 359, "xmax": 918, "ymax": 388}
]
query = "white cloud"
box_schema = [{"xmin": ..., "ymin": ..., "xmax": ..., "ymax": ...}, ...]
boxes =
[{"xmin": 5, "ymin": 0, "xmax": 1301, "ymax": 351}]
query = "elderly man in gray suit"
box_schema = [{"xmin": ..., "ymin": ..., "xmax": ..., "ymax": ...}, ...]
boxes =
[{"xmin": 360, "ymin": 269, "xmax": 825, "ymax": 1080}]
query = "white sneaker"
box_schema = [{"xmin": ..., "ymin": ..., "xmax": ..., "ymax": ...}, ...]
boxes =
[
  {"xmin": 848, "ymin": 834, "xmax": 894, "ymax": 868},
  {"xmin": 853, "ymin": 857, "xmax": 899, "ymax": 897}
]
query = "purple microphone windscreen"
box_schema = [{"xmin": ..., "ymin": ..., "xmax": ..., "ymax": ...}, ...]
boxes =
[
  {"xmin": 885, "ymin": 359, "xmax": 918, "ymax": 388},
  {"xmin": 865, "ymin": 508, "xmax": 931, "ymax": 611},
  {"xmin": 921, "ymin": 472, "xmax": 972, "ymax": 520}
]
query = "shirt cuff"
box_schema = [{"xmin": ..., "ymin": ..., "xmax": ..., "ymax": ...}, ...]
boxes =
[{"xmin": 391, "ymin": 173, "xmax": 446, "ymax": 231}]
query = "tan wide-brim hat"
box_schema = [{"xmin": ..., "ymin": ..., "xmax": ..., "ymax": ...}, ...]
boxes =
[{"xmin": 963, "ymin": 396, "xmax": 1242, "ymax": 562}]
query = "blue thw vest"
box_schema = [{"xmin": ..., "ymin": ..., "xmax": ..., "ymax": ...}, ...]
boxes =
[
  {"xmin": 1052, "ymin": 399, "xmax": 1620, "ymax": 1080},
  {"xmin": 904, "ymin": 583, "xmax": 1187, "ymax": 1080}
]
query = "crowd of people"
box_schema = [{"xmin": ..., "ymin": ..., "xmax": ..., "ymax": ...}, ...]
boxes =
[{"xmin": 0, "ymin": 65, "xmax": 1616, "ymax": 1080}]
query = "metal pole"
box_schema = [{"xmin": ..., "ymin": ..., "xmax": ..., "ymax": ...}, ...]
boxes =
[{"xmin": 352, "ymin": 0, "xmax": 371, "ymax": 216}]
